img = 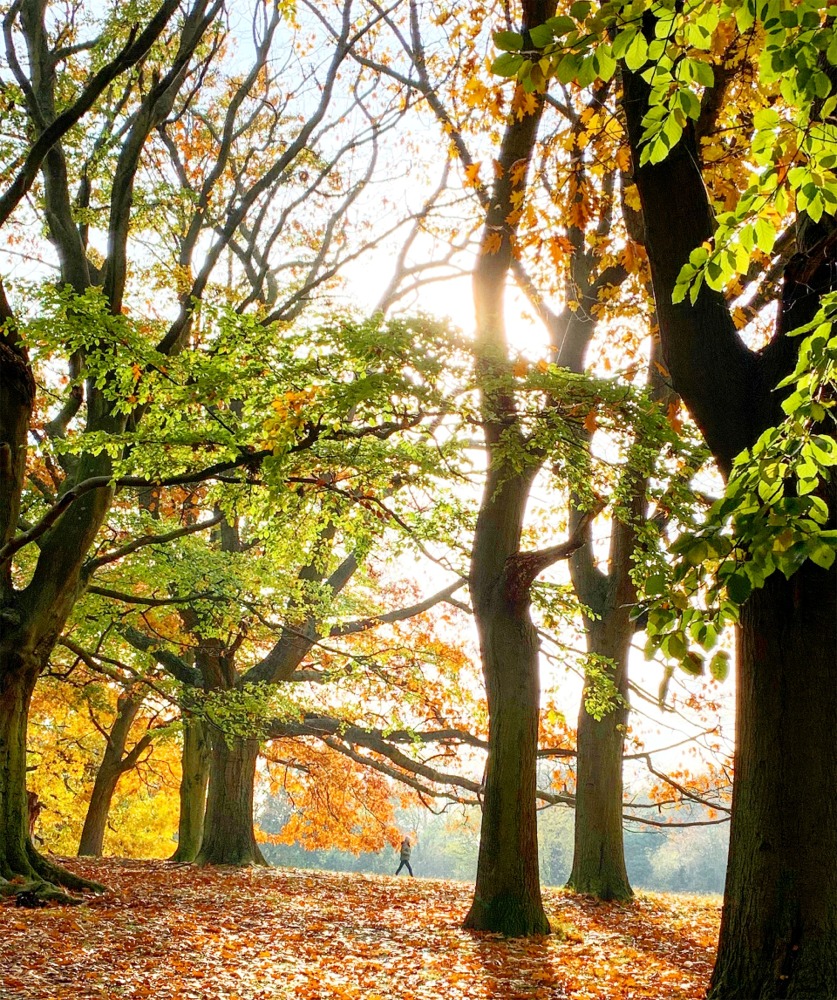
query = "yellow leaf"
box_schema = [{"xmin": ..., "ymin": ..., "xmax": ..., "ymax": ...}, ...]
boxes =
[
  {"xmin": 509, "ymin": 157, "xmax": 528, "ymax": 187},
  {"xmin": 513, "ymin": 358, "xmax": 528, "ymax": 377},
  {"xmin": 511, "ymin": 85, "xmax": 537, "ymax": 121},
  {"xmin": 624, "ymin": 183, "xmax": 641, "ymax": 212},
  {"xmin": 464, "ymin": 161, "xmax": 482, "ymax": 188},
  {"xmin": 615, "ymin": 145, "xmax": 632, "ymax": 172}
]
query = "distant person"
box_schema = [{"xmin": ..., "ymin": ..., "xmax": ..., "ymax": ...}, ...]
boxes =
[{"xmin": 395, "ymin": 836, "xmax": 413, "ymax": 876}]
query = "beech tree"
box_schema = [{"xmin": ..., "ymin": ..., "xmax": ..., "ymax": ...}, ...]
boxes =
[
  {"xmin": 0, "ymin": 0, "xmax": 427, "ymax": 899},
  {"xmin": 357, "ymin": 0, "xmax": 715, "ymax": 923},
  {"xmin": 493, "ymin": 0, "xmax": 837, "ymax": 992}
]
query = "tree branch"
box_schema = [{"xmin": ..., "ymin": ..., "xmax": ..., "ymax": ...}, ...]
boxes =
[
  {"xmin": 0, "ymin": 0, "xmax": 182, "ymax": 227},
  {"xmin": 84, "ymin": 513, "xmax": 223, "ymax": 573}
]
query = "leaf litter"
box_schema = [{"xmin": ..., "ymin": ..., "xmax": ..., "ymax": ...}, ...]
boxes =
[{"xmin": 0, "ymin": 858, "xmax": 719, "ymax": 999}]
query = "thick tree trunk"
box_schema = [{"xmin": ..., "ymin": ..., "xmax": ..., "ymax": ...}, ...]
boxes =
[
  {"xmin": 0, "ymin": 652, "xmax": 102, "ymax": 898},
  {"xmin": 0, "ymin": 661, "xmax": 36, "ymax": 884},
  {"xmin": 196, "ymin": 730, "xmax": 265, "ymax": 866},
  {"xmin": 567, "ymin": 615, "xmax": 632, "ymax": 901},
  {"xmin": 622, "ymin": 49, "xmax": 837, "ymax": 998},
  {"xmin": 708, "ymin": 564, "xmax": 837, "ymax": 999},
  {"xmin": 464, "ymin": 461, "xmax": 550, "ymax": 936},
  {"xmin": 464, "ymin": 601, "xmax": 549, "ymax": 935},
  {"xmin": 171, "ymin": 715, "xmax": 209, "ymax": 863}
]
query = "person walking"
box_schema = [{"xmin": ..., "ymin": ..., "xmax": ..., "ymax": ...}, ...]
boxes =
[{"xmin": 395, "ymin": 836, "xmax": 413, "ymax": 876}]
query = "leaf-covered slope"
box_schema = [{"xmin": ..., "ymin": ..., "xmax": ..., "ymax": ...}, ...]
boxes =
[{"xmin": 0, "ymin": 859, "xmax": 719, "ymax": 999}]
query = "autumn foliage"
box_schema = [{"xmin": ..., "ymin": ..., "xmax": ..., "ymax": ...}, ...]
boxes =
[{"xmin": 0, "ymin": 859, "xmax": 720, "ymax": 1000}]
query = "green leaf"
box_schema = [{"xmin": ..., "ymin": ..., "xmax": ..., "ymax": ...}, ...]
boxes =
[
  {"xmin": 556, "ymin": 52, "xmax": 581, "ymax": 83},
  {"xmin": 810, "ymin": 541, "xmax": 837, "ymax": 569},
  {"xmin": 569, "ymin": 0, "xmax": 592, "ymax": 20},
  {"xmin": 709, "ymin": 650, "xmax": 730, "ymax": 682},
  {"xmin": 666, "ymin": 633, "xmax": 687, "ymax": 660},
  {"xmin": 727, "ymin": 571, "xmax": 752, "ymax": 604},
  {"xmin": 529, "ymin": 24, "xmax": 553, "ymax": 48},
  {"xmin": 755, "ymin": 217, "xmax": 776, "ymax": 254},
  {"xmin": 612, "ymin": 28, "xmax": 636, "ymax": 61},
  {"xmin": 493, "ymin": 30, "xmax": 524, "ymax": 52},
  {"xmin": 624, "ymin": 32, "xmax": 649, "ymax": 72},
  {"xmin": 593, "ymin": 45, "xmax": 617, "ymax": 82},
  {"xmin": 546, "ymin": 15, "xmax": 576, "ymax": 36},
  {"xmin": 492, "ymin": 52, "xmax": 525, "ymax": 77},
  {"xmin": 681, "ymin": 650, "xmax": 705, "ymax": 675}
]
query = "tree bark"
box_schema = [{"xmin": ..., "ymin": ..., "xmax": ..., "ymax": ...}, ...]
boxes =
[
  {"xmin": 0, "ymin": 659, "xmax": 36, "ymax": 883},
  {"xmin": 171, "ymin": 714, "xmax": 209, "ymax": 863},
  {"xmin": 464, "ymin": 471, "xmax": 549, "ymax": 936},
  {"xmin": 708, "ymin": 564, "xmax": 837, "ymax": 999},
  {"xmin": 566, "ymin": 605, "xmax": 632, "ymax": 901},
  {"xmin": 77, "ymin": 691, "xmax": 145, "ymax": 857},
  {"xmin": 196, "ymin": 730, "xmax": 265, "ymax": 867},
  {"xmin": 622, "ymin": 48, "xmax": 837, "ymax": 998},
  {"xmin": 77, "ymin": 766, "xmax": 120, "ymax": 858}
]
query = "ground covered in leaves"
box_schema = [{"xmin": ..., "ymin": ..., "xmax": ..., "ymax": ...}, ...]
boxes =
[{"xmin": 0, "ymin": 858, "xmax": 720, "ymax": 999}]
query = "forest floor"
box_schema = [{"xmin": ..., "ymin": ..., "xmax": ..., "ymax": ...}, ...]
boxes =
[{"xmin": 0, "ymin": 858, "xmax": 720, "ymax": 1000}]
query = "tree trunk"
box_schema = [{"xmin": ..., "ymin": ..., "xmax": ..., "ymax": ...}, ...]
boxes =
[
  {"xmin": 196, "ymin": 730, "xmax": 265, "ymax": 866},
  {"xmin": 464, "ymin": 466, "xmax": 550, "ymax": 936},
  {"xmin": 622, "ymin": 49, "xmax": 837, "ymax": 998},
  {"xmin": 171, "ymin": 714, "xmax": 209, "ymax": 863},
  {"xmin": 0, "ymin": 661, "xmax": 36, "ymax": 884},
  {"xmin": 567, "ymin": 612, "xmax": 632, "ymax": 900},
  {"xmin": 77, "ymin": 765, "xmax": 120, "ymax": 858},
  {"xmin": 77, "ymin": 691, "xmax": 144, "ymax": 857},
  {"xmin": 707, "ymin": 564, "xmax": 837, "ymax": 999},
  {"xmin": 464, "ymin": 602, "xmax": 549, "ymax": 935},
  {"xmin": 0, "ymin": 652, "xmax": 102, "ymax": 898}
]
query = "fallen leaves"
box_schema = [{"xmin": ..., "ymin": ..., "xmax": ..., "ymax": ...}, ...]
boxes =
[{"xmin": 0, "ymin": 859, "xmax": 720, "ymax": 1000}]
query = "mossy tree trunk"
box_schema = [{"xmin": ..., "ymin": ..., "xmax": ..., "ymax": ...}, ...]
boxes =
[
  {"xmin": 0, "ymin": 661, "xmax": 36, "ymax": 884},
  {"xmin": 565, "ymin": 597, "xmax": 632, "ymax": 901},
  {"xmin": 171, "ymin": 714, "xmax": 209, "ymax": 863}
]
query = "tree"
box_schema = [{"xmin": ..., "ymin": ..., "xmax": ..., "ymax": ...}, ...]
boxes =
[
  {"xmin": 0, "ymin": 0, "xmax": 219, "ymax": 900},
  {"xmin": 354, "ymin": 0, "xmax": 710, "ymax": 923},
  {"xmin": 0, "ymin": 0, "xmax": 422, "ymax": 899},
  {"xmin": 76, "ymin": 685, "xmax": 160, "ymax": 858},
  {"xmin": 496, "ymin": 0, "xmax": 837, "ymax": 992},
  {"xmin": 27, "ymin": 658, "xmax": 180, "ymax": 857}
]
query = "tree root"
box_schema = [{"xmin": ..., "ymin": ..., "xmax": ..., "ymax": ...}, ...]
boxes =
[
  {"xmin": 26, "ymin": 843, "xmax": 107, "ymax": 894},
  {"xmin": 0, "ymin": 877, "xmax": 87, "ymax": 906}
]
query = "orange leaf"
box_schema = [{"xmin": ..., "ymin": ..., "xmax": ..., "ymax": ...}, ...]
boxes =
[{"xmin": 481, "ymin": 231, "xmax": 502, "ymax": 255}]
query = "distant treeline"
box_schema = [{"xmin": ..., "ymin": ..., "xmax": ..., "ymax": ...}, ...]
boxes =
[{"xmin": 257, "ymin": 798, "xmax": 729, "ymax": 896}]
